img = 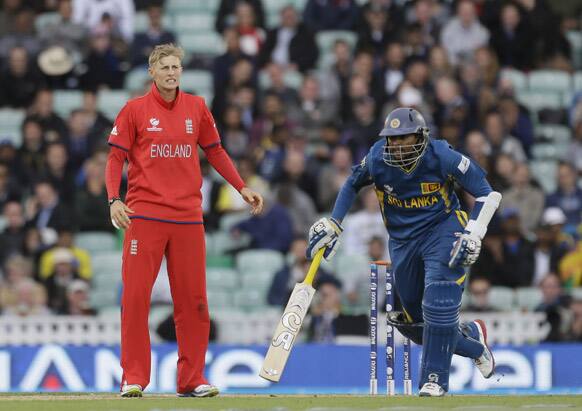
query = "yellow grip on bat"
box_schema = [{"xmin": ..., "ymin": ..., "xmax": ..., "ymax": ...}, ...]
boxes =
[{"xmin": 303, "ymin": 247, "xmax": 325, "ymax": 286}]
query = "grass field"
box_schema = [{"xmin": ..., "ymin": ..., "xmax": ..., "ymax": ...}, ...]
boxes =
[{"xmin": 1, "ymin": 394, "xmax": 582, "ymax": 411}]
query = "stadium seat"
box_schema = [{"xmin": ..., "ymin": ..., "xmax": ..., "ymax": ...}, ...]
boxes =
[
  {"xmin": 566, "ymin": 31, "xmax": 582, "ymax": 69},
  {"xmin": 75, "ymin": 232, "xmax": 119, "ymax": 254},
  {"xmin": 219, "ymin": 211, "xmax": 250, "ymax": 232},
  {"xmin": 53, "ymin": 90, "xmax": 84, "ymax": 118},
  {"xmin": 528, "ymin": 70, "xmax": 572, "ymax": 93},
  {"xmin": 34, "ymin": 12, "xmax": 59, "ymax": 33},
  {"xmin": 206, "ymin": 267, "xmax": 239, "ymax": 290},
  {"xmin": 206, "ymin": 254, "xmax": 234, "ymax": 268},
  {"xmin": 259, "ymin": 69, "xmax": 303, "ymax": 90},
  {"xmin": 334, "ymin": 254, "xmax": 370, "ymax": 282},
  {"xmin": 516, "ymin": 90, "xmax": 563, "ymax": 112},
  {"xmin": 315, "ymin": 30, "xmax": 357, "ymax": 54},
  {"xmin": 97, "ymin": 90, "xmax": 130, "ymax": 121},
  {"xmin": 134, "ymin": 11, "xmax": 173, "ymax": 33},
  {"xmin": 536, "ymin": 125, "xmax": 572, "ymax": 144},
  {"xmin": 515, "ymin": 287, "xmax": 543, "ymax": 311},
  {"xmin": 236, "ymin": 249, "xmax": 285, "ymax": 276},
  {"xmin": 90, "ymin": 288, "xmax": 120, "ymax": 310},
  {"xmin": 166, "ymin": 0, "xmax": 212, "ymax": 13},
  {"xmin": 209, "ymin": 231, "xmax": 250, "ymax": 256},
  {"xmin": 174, "ymin": 13, "xmax": 214, "ymax": 33},
  {"xmin": 207, "ymin": 290, "xmax": 233, "ymax": 311},
  {"xmin": 0, "ymin": 108, "xmax": 25, "ymax": 146},
  {"xmin": 574, "ymin": 71, "xmax": 582, "ymax": 91},
  {"xmin": 240, "ymin": 271, "xmax": 275, "ymax": 291},
  {"xmin": 233, "ymin": 288, "xmax": 268, "ymax": 310},
  {"xmin": 500, "ymin": 69, "xmax": 528, "ymax": 92},
  {"xmin": 529, "ymin": 160, "xmax": 558, "ymax": 193},
  {"xmin": 91, "ymin": 251, "xmax": 122, "ymax": 277},
  {"xmin": 489, "ymin": 286, "xmax": 515, "ymax": 311},
  {"xmin": 180, "ymin": 69, "xmax": 212, "ymax": 94},
  {"xmin": 124, "ymin": 67, "xmax": 150, "ymax": 91},
  {"xmin": 531, "ymin": 143, "xmax": 569, "ymax": 160},
  {"xmin": 570, "ymin": 287, "xmax": 582, "ymax": 300},
  {"xmin": 178, "ymin": 32, "xmax": 225, "ymax": 56}
]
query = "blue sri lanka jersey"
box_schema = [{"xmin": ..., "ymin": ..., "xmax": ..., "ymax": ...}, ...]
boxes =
[{"xmin": 332, "ymin": 139, "xmax": 492, "ymax": 241}]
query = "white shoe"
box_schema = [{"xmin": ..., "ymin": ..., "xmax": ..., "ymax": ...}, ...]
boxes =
[
  {"xmin": 473, "ymin": 319, "xmax": 495, "ymax": 378},
  {"xmin": 177, "ymin": 384, "xmax": 219, "ymax": 398},
  {"xmin": 120, "ymin": 383, "xmax": 143, "ymax": 398},
  {"xmin": 418, "ymin": 382, "xmax": 445, "ymax": 397}
]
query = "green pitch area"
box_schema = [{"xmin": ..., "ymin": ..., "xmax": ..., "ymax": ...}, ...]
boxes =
[{"xmin": 1, "ymin": 394, "xmax": 582, "ymax": 411}]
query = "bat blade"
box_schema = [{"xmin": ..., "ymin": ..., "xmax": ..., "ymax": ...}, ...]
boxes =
[{"xmin": 259, "ymin": 282, "xmax": 316, "ymax": 382}]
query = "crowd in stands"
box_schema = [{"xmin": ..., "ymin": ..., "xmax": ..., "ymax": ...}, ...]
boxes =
[{"xmin": 0, "ymin": 0, "xmax": 580, "ymax": 343}]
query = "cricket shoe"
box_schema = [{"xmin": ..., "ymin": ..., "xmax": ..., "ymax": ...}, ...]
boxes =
[
  {"xmin": 120, "ymin": 383, "xmax": 143, "ymax": 398},
  {"xmin": 418, "ymin": 382, "xmax": 445, "ymax": 397},
  {"xmin": 177, "ymin": 384, "xmax": 219, "ymax": 398},
  {"xmin": 473, "ymin": 319, "xmax": 495, "ymax": 378}
]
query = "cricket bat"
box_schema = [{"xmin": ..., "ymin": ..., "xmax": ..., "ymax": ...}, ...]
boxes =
[{"xmin": 259, "ymin": 247, "xmax": 325, "ymax": 382}]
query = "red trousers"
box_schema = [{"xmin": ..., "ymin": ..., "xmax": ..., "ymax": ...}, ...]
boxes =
[{"xmin": 120, "ymin": 219, "xmax": 209, "ymax": 393}]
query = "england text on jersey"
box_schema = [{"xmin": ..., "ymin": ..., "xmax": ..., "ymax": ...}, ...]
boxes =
[{"xmin": 150, "ymin": 144, "xmax": 193, "ymax": 158}]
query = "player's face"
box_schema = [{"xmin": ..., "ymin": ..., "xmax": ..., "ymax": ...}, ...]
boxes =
[
  {"xmin": 387, "ymin": 133, "xmax": 419, "ymax": 161},
  {"xmin": 149, "ymin": 55, "xmax": 182, "ymax": 92}
]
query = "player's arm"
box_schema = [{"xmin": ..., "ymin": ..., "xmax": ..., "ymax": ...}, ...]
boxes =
[
  {"xmin": 199, "ymin": 102, "xmax": 263, "ymax": 215},
  {"xmin": 306, "ymin": 155, "xmax": 374, "ymax": 260},
  {"xmin": 442, "ymin": 146, "xmax": 502, "ymax": 267},
  {"xmin": 106, "ymin": 104, "xmax": 136, "ymax": 229}
]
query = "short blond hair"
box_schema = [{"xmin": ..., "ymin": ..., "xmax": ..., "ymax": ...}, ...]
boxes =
[{"xmin": 148, "ymin": 43, "xmax": 185, "ymax": 67}]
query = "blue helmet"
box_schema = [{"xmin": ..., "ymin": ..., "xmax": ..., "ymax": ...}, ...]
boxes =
[{"xmin": 380, "ymin": 108, "xmax": 430, "ymax": 168}]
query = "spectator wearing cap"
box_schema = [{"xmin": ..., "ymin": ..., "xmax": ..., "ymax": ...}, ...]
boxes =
[
  {"xmin": 546, "ymin": 162, "xmax": 582, "ymax": 231},
  {"xmin": 535, "ymin": 273, "xmax": 571, "ymax": 342},
  {"xmin": 501, "ymin": 163, "xmax": 544, "ymax": 235},
  {"xmin": 0, "ymin": 201, "xmax": 26, "ymax": 265},
  {"xmin": 471, "ymin": 208, "xmax": 535, "ymax": 287},
  {"xmin": 41, "ymin": 246, "xmax": 83, "ymax": 312},
  {"xmin": 532, "ymin": 208, "xmax": 573, "ymax": 286},
  {"xmin": 39, "ymin": 228, "xmax": 92, "ymax": 282},
  {"xmin": 0, "ymin": 46, "xmax": 45, "ymax": 108},
  {"xmin": 440, "ymin": 0, "xmax": 489, "ymax": 65},
  {"xmin": 58, "ymin": 279, "xmax": 95, "ymax": 315}
]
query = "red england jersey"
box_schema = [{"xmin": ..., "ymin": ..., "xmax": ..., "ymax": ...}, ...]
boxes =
[{"xmin": 108, "ymin": 84, "xmax": 221, "ymax": 223}]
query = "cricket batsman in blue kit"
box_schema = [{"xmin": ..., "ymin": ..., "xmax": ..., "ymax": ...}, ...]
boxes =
[{"xmin": 307, "ymin": 108, "xmax": 501, "ymax": 396}]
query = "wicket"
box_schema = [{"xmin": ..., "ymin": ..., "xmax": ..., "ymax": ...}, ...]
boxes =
[{"xmin": 369, "ymin": 261, "xmax": 413, "ymax": 396}]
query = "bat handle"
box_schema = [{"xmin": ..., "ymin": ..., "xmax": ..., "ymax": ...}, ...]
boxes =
[{"xmin": 303, "ymin": 247, "xmax": 325, "ymax": 286}]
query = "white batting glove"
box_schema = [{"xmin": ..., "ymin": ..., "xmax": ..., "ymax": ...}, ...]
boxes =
[
  {"xmin": 449, "ymin": 231, "xmax": 482, "ymax": 268},
  {"xmin": 306, "ymin": 217, "xmax": 343, "ymax": 261}
]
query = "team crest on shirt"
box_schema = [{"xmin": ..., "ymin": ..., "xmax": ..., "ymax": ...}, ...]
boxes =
[
  {"xmin": 384, "ymin": 184, "xmax": 394, "ymax": 194},
  {"xmin": 185, "ymin": 118, "xmax": 193, "ymax": 134},
  {"xmin": 147, "ymin": 118, "xmax": 162, "ymax": 132},
  {"xmin": 421, "ymin": 182, "xmax": 441, "ymax": 194}
]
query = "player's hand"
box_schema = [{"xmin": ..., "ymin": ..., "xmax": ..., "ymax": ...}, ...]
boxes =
[
  {"xmin": 110, "ymin": 200, "xmax": 134, "ymax": 230},
  {"xmin": 240, "ymin": 187, "xmax": 264, "ymax": 215},
  {"xmin": 449, "ymin": 231, "xmax": 482, "ymax": 268},
  {"xmin": 306, "ymin": 217, "xmax": 343, "ymax": 261}
]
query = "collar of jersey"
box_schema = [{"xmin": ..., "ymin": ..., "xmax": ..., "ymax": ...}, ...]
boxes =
[{"xmin": 151, "ymin": 83, "xmax": 181, "ymax": 110}]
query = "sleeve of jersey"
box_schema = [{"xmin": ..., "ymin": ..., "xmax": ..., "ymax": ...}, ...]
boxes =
[
  {"xmin": 331, "ymin": 155, "xmax": 374, "ymax": 222},
  {"xmin": 198, "ymin": 101, "xmax": 221, "ymax": 150},
  {"xmin": 203, "ymin": 144, "xmax": 245, "ymax": 192},
  {"xmin": 107, "ymin": 103, "xmax": 136, "ymax": 151},
  {"xmin": 105, "ymin": 146, "xmax": 127, "ymax": 199}
]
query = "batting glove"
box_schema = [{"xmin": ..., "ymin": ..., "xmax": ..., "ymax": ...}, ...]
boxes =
[
  {"xmin": 448, "ymin": 231, "xmax": 482, "ymax": 268},
  {"xmin": 306, "ymin": 217, "xmax": 343, "ymax": 261}
]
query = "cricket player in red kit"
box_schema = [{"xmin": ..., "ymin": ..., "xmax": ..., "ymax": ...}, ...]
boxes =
[{"xmin": 105, "ymin": 44, "xmax": 263, "ymax": 398}]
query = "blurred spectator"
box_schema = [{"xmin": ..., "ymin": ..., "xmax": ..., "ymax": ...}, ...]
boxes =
[
  {"xmin": 42, "ymin": 142, "xmax": 76, "ymax": 206},
  {"xmin": 66, "ymin": 109, "xmax": 99, "ymax": 172},
  {"xmin": 0, "ymin": 201, "xmax": 26, "ymax": 265},
  {"xmin": 0, "ymin": 0, "xmax": 22, "ymax": 36},
  {"xmin": 81, "ymin": 90, "xmax": 113, "ymax": 139},
  {"xmin": 307, "ymin": 276, "xmax": 368, "ymax": 342},
  {"xmin": 498, "ymin": 96, "xmax": 534, "ymax": 157},
  {"xmin": 79, "ymin": 26, "xmax": 125, "ymax": 90},
  {"xmin": 74, "ymin": 157, "xmax": 111, "ymax": 232},
  {"xmin": 342, "ymin": 96, "xmax": 382, "ymax": 162},
  {"xmin": 212, "ymin": 58, "xmax": 256, "ymax": 124},
  {"xmin": 268, "ymin": 237, "xmax": 313, "ymax": 306},
  {"xmin": 27, "ymin": 180, "xmax": 74, "ymax": 242},
  {"xmin": 378, "ymin": 42, "xmax": 405, "ymax": 100},
  {"xmin": 41, "ymin": 246, "xmax": 83, "ymax": 312},
  {"xmin": 533, "ymin": 208, "xmax": 572, "ymax": 286},
  {"xmin": 463, "ymin": 130, "xmax": 491, "ymax": 169},
  {"xmin": 2, "ymin": 278, "xmax": 50, "ymax": 316},
  {"xmin": 218, "ymin": 104, "xmax": 250, "ymax": 159},
  {"xmin": 58, "ymin": 279, "xmax": 95, "ymax": 315},
  {"xmin": 251, "ymin": 92, "xmax": 290, "ymax": 147},
  {"xmin": 39, "ymin": 0, "xmax": 88, "ymax": 61},
  {"xmin": 17, "ymin": 118, "xmax": 46, "ymax": 185},
  {"xmin": 234, "ymin": 1, "xmax": 265, "ymax": 57},
  {"xmin": 560, "ymin": 240, "xmax": 582, "ymax": 288},
  {"xmin": 261, "ymin": 63, "xmax": 300, "ymax": 107},
  {"xmin": 441, "ymin": 0, "xmax": 489, "ymax": 65},
  {"xmin": 212, "ymin": 28, "xmax": 252, "ymax": 106},
  {"xmin": 0, "ymin": 46, "xmax": 44, "ymax": 108},
  {"xmin": 321, "ymin": 39, "xmax": 352, "ymax": 101},
  {"xmin": 231, "ymin": 192, "xmax": 293, "ymax": 252},
  {"xmin": 216, "ymin": 156, "xmax": 268, "ymax": 214},
  {"xmin": 564, "ymin": 299, "xmax": 582, "ymax": 342},
  {"xmin": 317, "ymin": 145, "xmax": 352, "ymax": 211},
  {"xmin": 0, "ymin": 8, "xmax": 41, "ymax": 58},
  {"xmin": 277, "ymin": 147, "xmax": 318, "ymax": 213},
  {"xmin": 472, "ymin": 209, "xmax": 535, "ymax": 287},
  {"xmin": 157, "ymin": 313, "xmax": 218, "ymax": 342},
  {"xmin": 0, "ymin": 255, "xmax": 48, "ymax": 316},
  {"xmin": 342, "ymin": 187, "xmax": 386, "ymax": 256},
  {"xmin": 563, "ymin": 116, "xmax": 582, "ymax": 173},
  {"xmin": 428, "ymin": 45, "xmax": 453, "ymax": 82},
  {"xmin": 288, "ymin": 74, "xmax": 337, "ymax": 143},
  {"xmin": 39, "ymin": 228, "xmax": 91, "ymax": 281},
  {"xmin": 405, "ymin": 0, "xmax": 443, "ymax": 48},
  {"xmin": 474, "ymin": 46, "xmax": 499, "ymax": 88},
  {"xmin": 25, "ymin": 89, "xmax": 68, "ymax": 142},
  {"xmin": 200, "ymin": 159, "xmax": 222, "ymax": 231},
  {"xmin": 489, "ymin": 2, "xmax": 534, "ymax": 70},
  {"xmin": 355, "ymin": 4, "xmax": 393, "ymax": 59},
  {"xmin": 259, "ymin": 5, "xmax": 318, "ymax": 73},
  {"xmin": 535, "ymin": 273, "xmax": 571, "ymax": 342},
  {"xmin": 215, "ymin": 0, "xmax": 265, "ymax": 34},
  {"xmin": 72, "ymin": 0, "xmax": 135, "ymax": 44},
  {"xmin": 402, "ymin": 23, "xmax": 430, "ymax": 60},
  {"xmin": 433, "ymin": 76, "xmax": 467, "ymax": 130},
  {"xmin": 130, "ymin": 2, "xmax": 175, "ymax": 68},
  {"xmin": 488, "ymin": 153, "xmax": 515, "ymax": 192},
  {"xmin": 303, "ymin": 0, "xmax": 359, "ymax": 32},
  {"xmin": 501, "ymin": 162, "xmax": 544, "ymax": 234},
  {"xmin": 257, "ymin": 124, "xmax": 288, "ymax": 183},
  {"xmin": 465, "ymin": 276, "xmax": 497, "ymax": 312},
  {"xmin": 545, "ymin": 162, "xmax": 582, "ymax": 230},
  {"xmin": 483, "ymin": 110, "xmax": 526, "ymax": 163},
  {"xmin": 0, "ymin": 163, "xmax": 22, "ymax": 210}
]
